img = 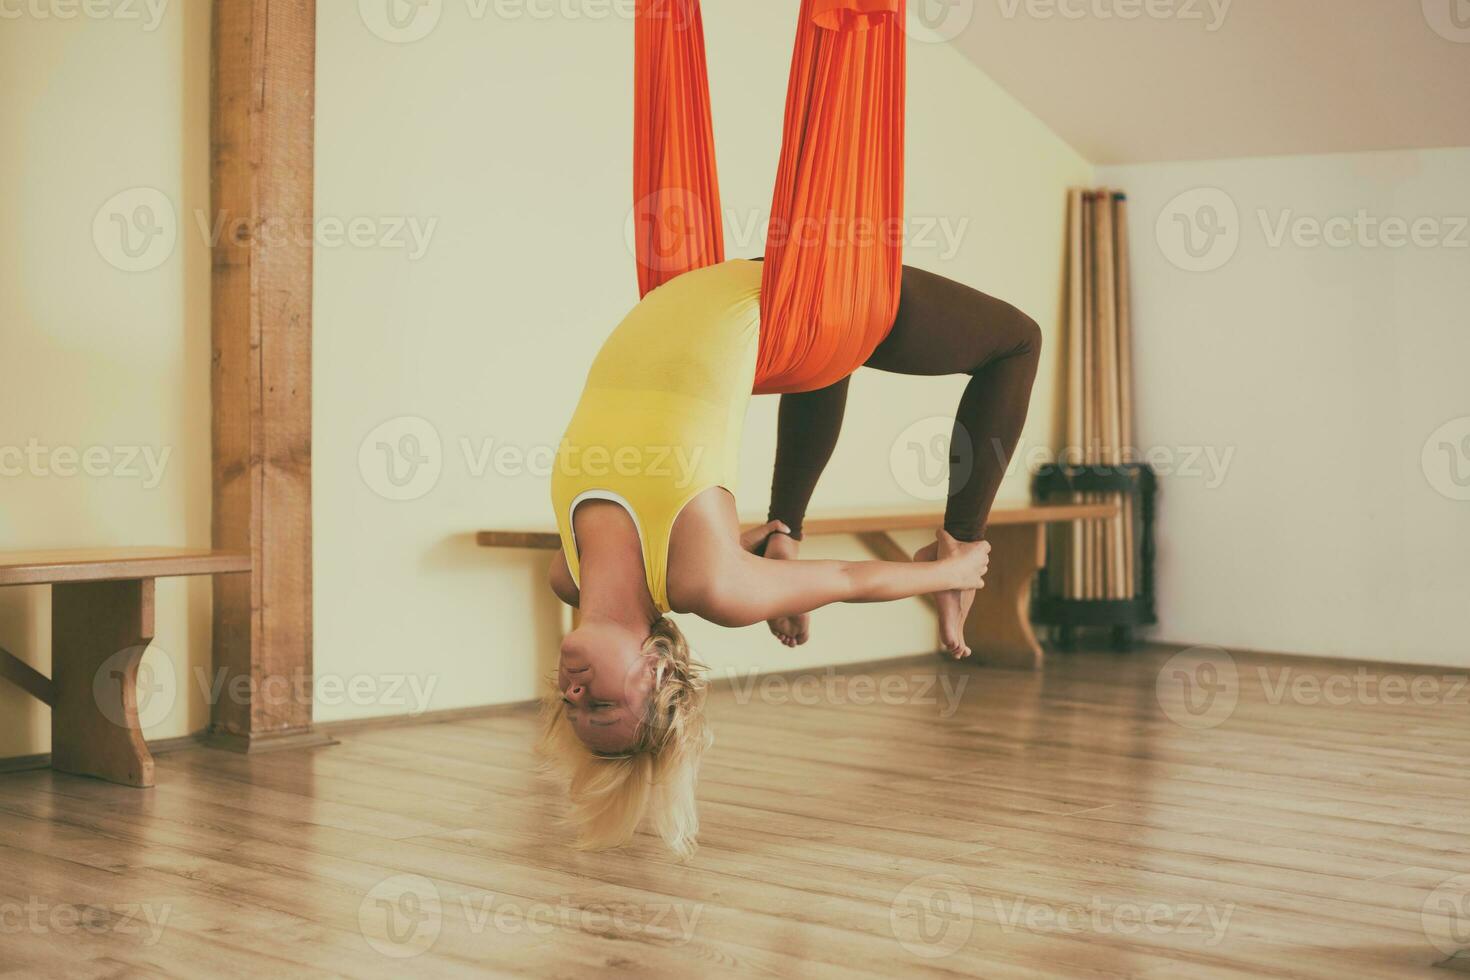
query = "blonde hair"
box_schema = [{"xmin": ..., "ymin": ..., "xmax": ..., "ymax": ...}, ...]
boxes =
[{"xmin": 538, "ymin": 616, "xmax": 711, "ymax": 858}]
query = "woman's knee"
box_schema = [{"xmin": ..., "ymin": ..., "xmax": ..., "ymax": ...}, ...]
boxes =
[{"xmin": 1008, "ymin": 307, "xmax": 1043, "ymax": 361}]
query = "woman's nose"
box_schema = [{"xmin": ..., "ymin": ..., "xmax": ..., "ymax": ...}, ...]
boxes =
[{"xmin": 565, "ymin": 684, "xmax": 587, "ymax": 704}]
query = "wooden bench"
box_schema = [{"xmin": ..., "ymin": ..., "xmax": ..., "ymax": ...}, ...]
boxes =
[
  {"xmin": 477, "ymin": 501, "xmax": 1118, "ymax": 669},
  {"xmin": 0, "ymin": 548, "xmax": 251, "ymax": 787}
]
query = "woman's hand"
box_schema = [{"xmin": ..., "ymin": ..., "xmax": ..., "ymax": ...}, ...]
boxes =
[
  {"xmin": 762, "ymin": 532, "xmax": 810, "ymax": 647},
  {"xmin": 940, "ymin": 535, "xmax": 991, "ymax": 591},
  {"xmin": 740, "ymin": 520, "xmax": 791, "ymax": 555}
]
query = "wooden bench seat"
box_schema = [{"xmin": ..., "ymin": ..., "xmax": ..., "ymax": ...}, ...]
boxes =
[
  {"xmin": 0, "ymin": 548, "xmax": 251, "ymax": 788},
  {"xmin": 478, "ymin": 501, "xmax": 1118, "ymax": 669}
]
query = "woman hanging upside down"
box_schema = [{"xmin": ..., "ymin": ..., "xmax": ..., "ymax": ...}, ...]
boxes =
[{"xmin": 539, "ymin": 0, "xmax": 1039, "ymax": 856}]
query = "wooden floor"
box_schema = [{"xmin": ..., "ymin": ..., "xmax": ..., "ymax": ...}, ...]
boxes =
[{"xmin": 1, "ymin": 643, "xmax": 1467, "ymax": 978}]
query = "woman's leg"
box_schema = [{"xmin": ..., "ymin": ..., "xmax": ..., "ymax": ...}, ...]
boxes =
[
  {"xmin": 866, "ymin": 265, "xmax": 1043, "ymax": 542},
  {"xmin": 766, "ymin": 377, "xmax": 850, "ymax": 541},
  {"xmin": 761, "ymin": 378, "xmax": 849, "ymax": 645}
]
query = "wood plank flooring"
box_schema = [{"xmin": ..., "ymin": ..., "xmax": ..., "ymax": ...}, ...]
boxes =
[{"xmin": 1, "ymin": 643, "xmax": 1466, "ymax": 978}]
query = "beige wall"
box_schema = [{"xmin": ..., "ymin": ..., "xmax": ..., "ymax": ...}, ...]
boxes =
[
  {"xmin": 0, "ymin": 4, "xmax": 212, "ymax": 758},
  {"xmin": 312, "ymin": 5, "xmax": 1091, "ymax": 722},
  {"xmin": 0, "ymin": 7, "xmax": 1089, "ymax": 751},
  {"xmin": 1098, "ymin": 148, "xmax": 1470, "ymax": 667}
]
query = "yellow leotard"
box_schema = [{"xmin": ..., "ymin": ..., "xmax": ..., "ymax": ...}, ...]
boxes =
[{"xmin": 552, "ymin": 260, "xmax": 762, "ymax": 613}]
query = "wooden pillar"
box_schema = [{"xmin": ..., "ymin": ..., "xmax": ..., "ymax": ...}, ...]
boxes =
[{"xmin": 209, "ymin": 0, "xmax": 324, "ymax": 752}]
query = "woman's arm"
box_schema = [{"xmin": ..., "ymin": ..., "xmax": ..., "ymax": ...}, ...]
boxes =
[
  {"xmin": 549, "ymin": 548, "xmax": 580, "ymax": 608},
  {"xmin": 696, "ymin": 544, "xmax": 988, "ymax": 629}
]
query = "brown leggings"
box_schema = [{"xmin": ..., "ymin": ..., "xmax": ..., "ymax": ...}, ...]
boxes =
[{"xmin": 767, "ymin": 264, "xmax": 1042, "ymax": 543}]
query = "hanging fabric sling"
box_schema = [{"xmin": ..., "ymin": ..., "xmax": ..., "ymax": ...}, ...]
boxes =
[{"xmin": 632, "ymin": 0, "xmax": 906, "ymax": 394}]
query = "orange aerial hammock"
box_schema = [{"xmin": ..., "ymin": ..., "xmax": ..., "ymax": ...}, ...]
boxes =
[{"xmin": 632, "ymin": 0, "xmax": 906, "ymax": 395}]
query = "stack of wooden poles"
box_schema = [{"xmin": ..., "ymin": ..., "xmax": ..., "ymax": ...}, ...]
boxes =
[{"xmin": 1055, "ymin": 189, "xmax": 1137, "ymax": 601}]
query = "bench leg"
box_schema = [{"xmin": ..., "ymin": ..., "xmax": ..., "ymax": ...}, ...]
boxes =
[
  {"xmin": 50, "ymin": 578, "xmax": 157, "ymax": 788},
  {"xmin": 963, "ymin": 524, "xmax": 1045, "ymax": 670}
]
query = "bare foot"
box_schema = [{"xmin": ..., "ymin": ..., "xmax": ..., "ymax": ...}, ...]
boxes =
[
  {"xmin": 762, "ymin": 533, "xmax": 810, "ymax": 647},
  {"xmin": 914, "ymin": 530, "xmax": 989, "ymax": 660}
]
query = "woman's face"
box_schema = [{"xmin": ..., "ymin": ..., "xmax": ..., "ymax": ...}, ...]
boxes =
[{"xmin": 558, "ymin": 621, "xmax": 657, "ymax": 754}]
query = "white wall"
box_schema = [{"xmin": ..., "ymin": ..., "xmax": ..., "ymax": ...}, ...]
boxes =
[
  {"xmin": 0, "ymin": 4, "xmax": 213, "ymax": 758},
  {"xmin": 1099, "ymin": 148, "xmax": 1470, "ymax": 667},
  {"xmin": 313, "ymin": 5, "xmax": 1092, "ymax": 723}
]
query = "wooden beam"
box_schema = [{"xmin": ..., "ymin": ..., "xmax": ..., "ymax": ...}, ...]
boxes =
[
  {"xmin": 0, "ymin": 548, "xmax": 249, "ymax": 588},
  {"xmin": 477, "ymin": 502, "xmax": 1121, "ymax": 551},
  {"xmin": 210, "ymin": 0, "xmax": 318, "ymax": 749},
  {"xmin": 0, "ymin": 646, "xmax": 55, "ymax": 707}
]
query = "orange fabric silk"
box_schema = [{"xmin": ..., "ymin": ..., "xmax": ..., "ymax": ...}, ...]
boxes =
[
  {"xmin": 632, "ymin": 0, "xmax": 906, "ymax": 395},
  {"xmin": 633, "ymin": 0, "xmax": 724, "ymax": 297},
  {"xmin": 755, "ymin": 0, "xmax": 905, "ymax": 394}
]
